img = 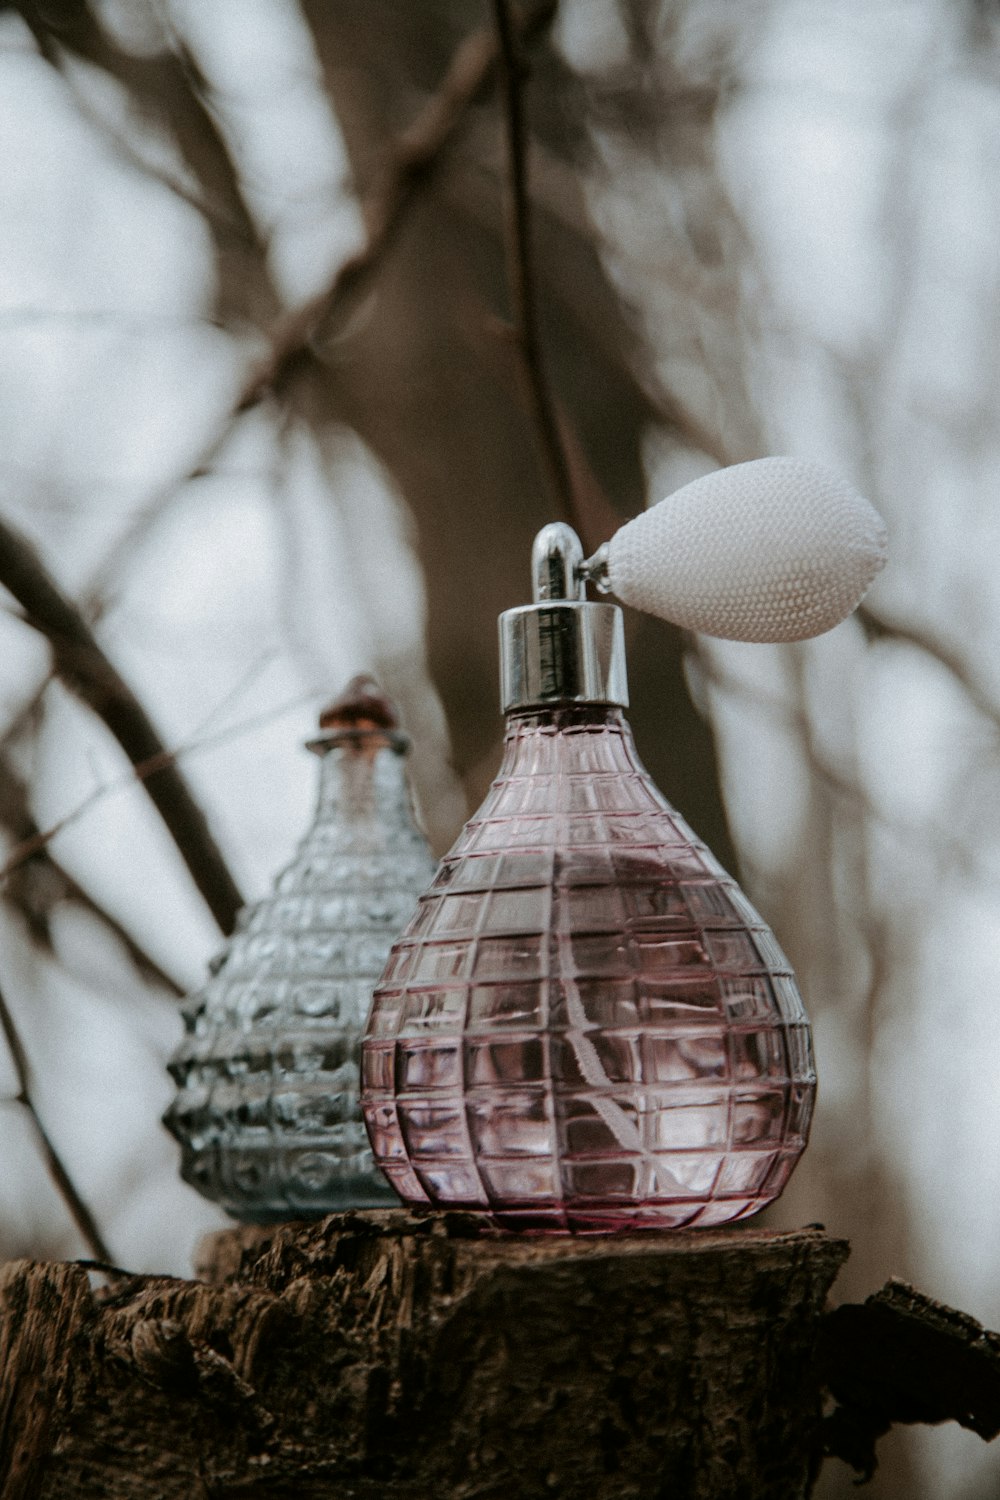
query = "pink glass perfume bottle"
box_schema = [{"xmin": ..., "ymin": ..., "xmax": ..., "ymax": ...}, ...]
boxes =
[{"xmin": 361, "ymin": 525, "xmax": 815, "ymax": 1231}]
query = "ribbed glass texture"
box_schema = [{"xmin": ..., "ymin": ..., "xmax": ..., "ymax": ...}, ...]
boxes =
[
  {"xmin": 165, "ymin": 740, "xmax": 436, "ymax": 1221},
  {"xmin": 362, "ymin": 706, "xmax": 815, "ymax": 1231}
]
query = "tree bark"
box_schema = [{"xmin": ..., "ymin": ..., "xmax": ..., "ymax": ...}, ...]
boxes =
[{"xmin": 0, "ymin": 1210, "xmax": 847, "ymax": 1499}]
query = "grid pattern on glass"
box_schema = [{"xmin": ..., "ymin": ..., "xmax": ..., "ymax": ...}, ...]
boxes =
[
  {"xmin": 166, "ymin": 743, "xmax": 436, "ymax": 1222},
  {"xmin": 362, "ymin": 708, "xmax": 815, "ymax": 1231}
]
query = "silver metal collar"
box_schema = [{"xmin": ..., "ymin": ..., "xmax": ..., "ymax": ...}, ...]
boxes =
[{"xmin": 498, "ymin": 523, "xmax": 628, "ymax": 713}]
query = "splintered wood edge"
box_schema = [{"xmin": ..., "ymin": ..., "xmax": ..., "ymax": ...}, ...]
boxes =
[
  {"xmin": 195, "ymin": 1208, "xmax": 850, "ymax": 1287},
  {"xmin": 0, "ymin": 1217, "xmax": 851, "ymax": 1500},
  {"xmin": 0, "ymin": 1260, "xmax": 94, "ymax": 1500}
]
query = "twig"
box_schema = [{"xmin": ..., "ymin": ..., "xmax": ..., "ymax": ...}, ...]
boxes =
[
  {"xmin": 0, "ymin": 746, "xmax": 183, "ymax": 994},
  {"xmin": 17, "ymin": 0, "xmax": 270, "ymax": 261},
  {"xmin": 0, "ymin": 974, "xmax": 111, "ymax": 1262},
  {"xmin": 438, "ymin": 145, "xmax": 729, "ymax": 509},
  {"xmin": 53, "ymin": 861, "xmax": 185, "ymax": 999},
  {"xmin": 0, "ymin": 686, "xmax": 317, "ymax": 889},
  {"xmin": 85, "ymin": 0, "xmax": 560, "ymax": 607},
  {"xmin": 491, "ymin": 0, "xmax": 577, "ymax": 526},
  {"xmin": 0, "ymin": 515, "xmax": 244, "ymax": 934},
  {"xmin": 239, "ymin": 1, "xmax": 560, "ymax": 403},
  {"xmin": 699, "ymin": 651, "xmax": 1000, "ymax": 891},
  {"xmin": 0, "ymin": 717, "xmax": 186, "ymax": 991},
  {"xmin": 858, "ymin": 603, "xmax": 1000, "ymax": 736}
]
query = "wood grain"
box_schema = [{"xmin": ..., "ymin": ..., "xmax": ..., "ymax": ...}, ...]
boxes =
[{"xmin": 0, "ymin": 1210, "xmax": 848, "ymax": 1499}]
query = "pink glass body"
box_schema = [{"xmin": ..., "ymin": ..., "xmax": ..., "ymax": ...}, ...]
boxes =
[{"xmin": 361, "ymin": 706, "xmax": 815, "ymax": 1231}]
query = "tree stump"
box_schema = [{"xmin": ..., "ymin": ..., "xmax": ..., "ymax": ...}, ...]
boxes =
[{"xmin": 0, "ymin": 1209, "xmax": 847, "ymax": 1499}]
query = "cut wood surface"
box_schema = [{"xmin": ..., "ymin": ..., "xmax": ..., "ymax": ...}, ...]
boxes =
[{"xmin": 0, "ymin": 1209, "xmax": 847, "ymax": 1499}]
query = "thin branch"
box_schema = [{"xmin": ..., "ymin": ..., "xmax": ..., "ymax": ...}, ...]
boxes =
[
  {"xmin": 0, "ymin": 746, "xmax": 182, "ymax": 994},
  {"xmin": 0, "ymin": 685, "xmax": 317, "ymax": 890},
  {"xmin": 239, "ymin": 0, "xmax": 560, "ymax": 407},
  {"xmin": 491, "ymin": 0, "xmax": 578, "ymax": 527},
  {"xmin": 858, "ymin": 604, "xmax": 1000, "ymax": 737},
  {"xmin": 437, "ymin": 146, "xmax": 730, "ymax": 491},
  {"xmin": 3, "ymin": 825, "xmax": 185, "ymax": 998},
  {"xmin": 20, "ymin": 18, "xmax": 226, "ymax": 231},
  {"xmin": 0, "ymin": 668, "xmax": 302, "ymax": 999},
  {"xmin": 16, "ymin": 1, "xmax": 272, "ymax": 269},
  {"xmin": 51, "ymin": 861, "xmax": 185, "ymax": 999},
  {"xmin": 0, "ymin": 516, "xmax": 244, "ymax": 934},
  {"xmin": 85, "ymin": 0, "xmax": 560, "ymax": 607},
  {"xmin": 0, "ymin": 974, "xmax": 111, "ymax": 1262},
  {"xmin": 0, "ymin": 308, "xmax": 226, "ymax": 330},
  {"xmin": 699, "ymin": 651, "xmax": 1000, "ymax": 891}
]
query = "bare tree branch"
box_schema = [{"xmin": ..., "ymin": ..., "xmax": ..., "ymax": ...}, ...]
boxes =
[
  {"xmin": 84, "ymin": 0, "xmax": 560, "ymax": 609},
  {"xmin": 14, "ymin": 0, "xmax": 276, "ymax": 326},
  {"xmin": 0, "ymin": 516, "xmax": 244, "ymax": 934},
  {"xmin": 20, "ymin": 22, "xmax": 240, "ymax": 239},
  {"xmin": 0, "ymin": 658, "xmax": 301, "ymax": 1001},
  {"xmin": 491, "ymin": 0, "xmax": 577, "ymax": 527},
  {"xmin": 0, "ymin": 686, "xmax": 316, "ymax": 891},
  {"xmin": 52, "ymin": 865, "xmax": 185, "ymax": 999},
  {"xmin": 240, "ymin": 0, "xmax": 560, "ymax": 409},
  {"xmin": 0, "ymin": 752, "xmax": 184, "ymax": 995},
  {"xmin": 0, "ymin": 973, "xmax": 111, "ymax": 1262},
  {"xmin": 486, "ymin": 2, "xmax": 725, "ymax": 543},
  {"xmin": 699, "ymin": 650, "xmax": 1000, "ymax": 892},
  {"xmin": 858, "ymin": 604, "xmax": 1000, "ymax": 737}
]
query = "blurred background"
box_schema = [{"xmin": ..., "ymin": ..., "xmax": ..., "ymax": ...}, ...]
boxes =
[{"xmin": 0, "ymin": 0, "xmax": 997, "ymax": 1493}]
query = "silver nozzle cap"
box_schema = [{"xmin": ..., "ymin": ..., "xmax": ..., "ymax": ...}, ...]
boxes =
[{"xmin": 498, "ymin": 523, "xmax": 628, "ymax": 713}]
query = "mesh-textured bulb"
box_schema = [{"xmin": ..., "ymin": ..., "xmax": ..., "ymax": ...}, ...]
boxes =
[
  {"xmin": 599, "ymin": 456, "xmax": 887, "ymax": 641},
  {"xmin": 361, "ymin": 531, "xmax": 816, "ymax": 1231},
  {"xmin": 165, "ymin": 678, "xmax": 436, "ymax": 1222}
]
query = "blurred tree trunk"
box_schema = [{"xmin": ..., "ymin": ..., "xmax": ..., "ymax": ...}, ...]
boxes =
[{"xmin": 294, "ymin": 0, "xmax": 738, "ymax": 866}]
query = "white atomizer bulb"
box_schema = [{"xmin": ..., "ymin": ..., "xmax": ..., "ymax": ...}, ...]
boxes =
[{"xmin": 585, "ymin": 456, "xmax": 887, "ymax": 641}]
